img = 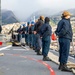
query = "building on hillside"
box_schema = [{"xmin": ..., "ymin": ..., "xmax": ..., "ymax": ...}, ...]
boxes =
[{"xmin": 71, "ymin": 16, "xmax": 75, "ymax": 25}]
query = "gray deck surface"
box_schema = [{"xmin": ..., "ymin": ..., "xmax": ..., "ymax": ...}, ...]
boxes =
[{"xmin": 0, "ymin": 46, "xmax": 73, "ymax": 75}]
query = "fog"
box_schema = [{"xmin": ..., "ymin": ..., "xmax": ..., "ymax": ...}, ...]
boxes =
[{"xmin": 1, "ymin": 0, "xmax": 75, "ymax": 21}]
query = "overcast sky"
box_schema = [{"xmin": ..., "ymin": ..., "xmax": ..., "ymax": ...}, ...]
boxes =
[{"xmin": 1, "ymin": 0, "xmax": 75, "ymax": 21}]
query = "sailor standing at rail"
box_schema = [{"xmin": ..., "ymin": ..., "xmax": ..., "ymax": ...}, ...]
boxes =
[
  {"xmin": 21, "ymin": 24, "xmax": 26, "ymax": 45},
  {"xmin": 28, "ymin": 22, "xmax": 32, "ymax": 48},
  {"xmin": 34, "ymin": 16, "xmax": 44, "ymax": 55},
  {"xmin": 17, "ymin": 25, "xmax": 22, "ymax": 42},
  {"xmin": 25, "ymin": 22, "xmax": 30, "ymax": 45},
  {"xmin": 40, "ymin": 17, "xmax": 52, "ymax": 61},
  {"xmin": 55, "ymin": 11, "xmax": 73, "ymax": 72},
  {"xmin": 30, "ymin": 21, "xmax": 35, "ymax": 48}
]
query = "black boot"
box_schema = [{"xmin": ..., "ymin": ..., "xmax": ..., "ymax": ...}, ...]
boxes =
[
  {"xmin": 26, "ymin": 43, "xmax": 28, "ymax": 45},
  {"xmin": 35, "ymin": 49, "xmax": 37, "ymax": 52},
  {"xmin": 37, "ymin": 50, "xmax": 42, "ymax": 55},
  {"xmin": 29, "ymin": 44, "xmax": 33, "ymax": 48},
  {"xmin": 61, "ymin": 64, "xmax": 72, "ymax": 72},
  {"xmin": 29, "ymin": 44, "xmax": 31, "ymax": 47},
  {"xmin": 30, "ymin": 45, "xmax": 33, "ymax": 48},
  {"xmin": 33, "ymin": 47, "xmax": 35, "ymax": 50},
  {"xmin": 58, "ymin": 63, "xmax": 63, "ymax": 70},
  {"xmin": 43, "ymin": 56, "xmax": 51, "ymax": 61}
]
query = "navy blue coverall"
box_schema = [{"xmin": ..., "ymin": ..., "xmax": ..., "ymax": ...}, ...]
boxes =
[
  {"xmin": 34, "ymin": 20, "xmax": 44, "ymax": 52},
  {"xmin": 55, "ymin": 18, "xmax": 73, "ymax": 64},
  {"xmin": 40, "ymin": 22, "xmax": 52, "ymax": 57}
]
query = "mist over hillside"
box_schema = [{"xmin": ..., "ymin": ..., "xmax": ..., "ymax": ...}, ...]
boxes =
[{"xmin": 2, "ymin": 9, "xmax": 19, "ymax": 25}]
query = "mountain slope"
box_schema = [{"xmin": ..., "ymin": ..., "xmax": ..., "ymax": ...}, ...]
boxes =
[
  {"xmin": 26, "ymin": 8, "xmax": 75, "ymax": 21},
  {"xmin": 51, "ymin": 8, "xmax": 75, "ymax": 24},
  {"xmin": 2, "ymin": 9, "xmax": 19, "ymax": 25},
  {"xmin": 26, "ymin": 8, "xmax": 58, "ymax": 21}
]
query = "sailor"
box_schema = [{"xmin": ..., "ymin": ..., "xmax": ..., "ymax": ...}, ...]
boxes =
[
  {"xmin": 55, "ymin": 11, "xmax": 73, "ymax": 72},
  {"xmin": 40, "ymin": 17, "xmax": 52, "ymax": 61},
  {"xmin": 34, "ymin": 16, "xmax": 44, "ymax": 55},
  {"xmin": 25, "ymin": 22, "xmax": 30, "ymax": 45}
]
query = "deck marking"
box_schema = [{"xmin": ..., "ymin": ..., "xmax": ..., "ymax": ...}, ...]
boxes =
[
  {"xmin": 0, "ymin": 45, "xmax": 12, "ymax": 51},
  {"xmin": 6, "ymin": 53, "xmax": 56, "ymax": 75}
]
